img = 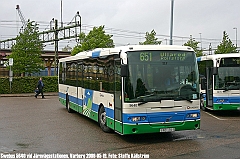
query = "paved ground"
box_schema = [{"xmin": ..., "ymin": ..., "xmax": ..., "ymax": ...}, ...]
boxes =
[{"xmin": 1, "ymin": 94, "xmax": 240, "ymax": 159}]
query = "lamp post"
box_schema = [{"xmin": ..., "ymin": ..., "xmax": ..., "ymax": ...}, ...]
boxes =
[
  {"xmin": 199, "ymin": 33, "xmax": 202, "ymax": 51},
  {"xmin": 233, "ymin": 27, "xmax": 237, "ymax": 49},
  {"xmin": 169, "ymin": 0, "xmax": 174, "ymax": 45}
]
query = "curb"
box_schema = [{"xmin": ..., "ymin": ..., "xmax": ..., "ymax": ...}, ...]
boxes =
[{"xmin": 0, "ymin": 92, "xmax": 58, "ymax": 97}]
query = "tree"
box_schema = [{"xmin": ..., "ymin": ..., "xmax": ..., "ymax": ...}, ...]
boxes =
[
  {"xmin": 139, "ymin": 29, "xmax": 161, "ymax": 45},
  {"xmin": 71, "ymin": 26, "xmax": 114, "ymax": 56},
  {"xmin": 62, "ymin": 45, "xmax": 72, "ymax": 52},
  {"xmin": 215, "ymin": 31, "xmax": 238, "ymax": 54},
  {"xmin": 7, "ymin": 20, "xmax": 44, "ymax": 76},
  {"xmin": 183, "ymin": 35, "xmax": 203, "ymax": 57}
]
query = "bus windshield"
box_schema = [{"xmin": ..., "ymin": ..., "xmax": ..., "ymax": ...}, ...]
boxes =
[
  {"xmin": 215, "ymin": 57, "xmax": 240, "ymax": 90},
  {"xmin": 215, "ymin": 67, "xmax": 240, "ymax": 90},
  {"xmin": 124, "ymin": 50, "xmax": 199, "ymax": 103}
]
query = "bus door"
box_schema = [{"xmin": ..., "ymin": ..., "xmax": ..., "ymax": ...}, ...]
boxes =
[
  {"xmin": 77, "ymin": 62, "xmax": 84, "ymax": 114},
  {"xmin": 206, "ymin": 67, "xmax": 213, "ymax": 108},
  {"xmin": 114, "ymin": 59, "xmax": 123, "ymax": 134}
]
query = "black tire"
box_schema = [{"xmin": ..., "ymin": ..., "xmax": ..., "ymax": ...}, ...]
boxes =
[
  {"xmin": 66, "ymin": 95, "xmax": 74, "ymax": 113},
  {"xmin": 99, "ymin": 106, "xmax": 112, "ymax": 133},
  {"xmin": 65, "ymin": 94, "xmax": 68, "ymax": 109}
]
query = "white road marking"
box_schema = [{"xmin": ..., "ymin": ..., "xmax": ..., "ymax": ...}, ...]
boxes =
[{"xmin": 203, "ymin": 111, "xmax": 240, "ymax": 121}]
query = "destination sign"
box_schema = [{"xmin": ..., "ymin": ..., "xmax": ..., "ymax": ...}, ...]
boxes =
[
  {"xmin": 160, "ymin": 52, "xmax": 186, "ymax": 61},
  {"xmin": 220, "ymin": 57, "xmax": 240, "ymax": 67},
  {"xmin": 233, "ymin": 58, "xmax": 240, "ymax": 64},
  {"xmin": 139, "ymin": 52, "xmax": 187, "ymax": 62}
]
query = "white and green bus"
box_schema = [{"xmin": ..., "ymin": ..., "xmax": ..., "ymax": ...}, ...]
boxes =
[
  {"xmin": 58, "ymin": 45, "xmax": 200, "ymax": 135},
  {"xmin": 197, "ymin": 53, "xmax": 240, "ymax": 111}
]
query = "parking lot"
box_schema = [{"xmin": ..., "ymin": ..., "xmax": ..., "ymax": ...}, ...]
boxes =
[{"xmin": 0, "ymin": 96, "xmax": 240, "ymax": 159}]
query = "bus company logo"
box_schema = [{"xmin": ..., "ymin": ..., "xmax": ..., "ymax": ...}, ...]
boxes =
[{"xmin": 100, "ymin": 93, "xmax": 104, "ymax": 97}]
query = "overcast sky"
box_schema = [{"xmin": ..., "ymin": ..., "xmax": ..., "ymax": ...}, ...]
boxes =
[{"xmin": 0, "ymin": 0, "xmax": 239, "ymax": 51}]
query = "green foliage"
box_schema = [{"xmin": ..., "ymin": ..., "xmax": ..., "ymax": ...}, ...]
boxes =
[
  {"xmin": 214, "ymin": 31, "xmax": 238, "ymax": 54},
  {"xmin": 0, "ymin": 77, "xmax": 9, "ymax": 94},
  {"xmin": 71, "ymin": 26, "xmax": 114, "ymax": 56},
  {"xmin": 71, "ymin": 44, "xmax": 82, "ymax": 56},
  {"xmin": 62, "ymin": 45, "xmax": 72, "ymax": 52},
  {"xmin": 183, "ymin": 36, "xmax": 203, "ymax": 57},
  {"xmin": 0, "ymin": 76, "xmax": 58, "ymax": 94},
  {"xmin": 41, "ymin": 76, "xmax": 58, "ymax": 92},
  {"xmin": 7, "ymin": 20, "xmax": 44, "ymax": 76},
  {"xmin": 139, "ymin": 29, "xmax": 161, "ymax": 45}
]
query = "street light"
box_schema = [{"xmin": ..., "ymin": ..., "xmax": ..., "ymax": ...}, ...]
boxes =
[
  {"xmin": 199, "ymin": 33, "xmax": 202, "ymax": 50},
  {"xmin": 169, "ymin": 0, "xmax": 174, "ymax": 45},
  {"xmin": 233, "ymin": 27, "xmax": 237, "ymax": 49}
]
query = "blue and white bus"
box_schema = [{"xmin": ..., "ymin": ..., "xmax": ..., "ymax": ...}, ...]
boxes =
[
  {"xmin": 197, "ymin": 53, "xmax": 240, "ymax": 111},
  {"xmin": 58, "ymin": 45, "xmax": 200, "ymax": 135}
]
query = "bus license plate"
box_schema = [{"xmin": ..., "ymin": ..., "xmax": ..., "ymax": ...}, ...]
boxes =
[{"xmin": 160, "ymin": 128, "xmax": 175, "ymax": 132}]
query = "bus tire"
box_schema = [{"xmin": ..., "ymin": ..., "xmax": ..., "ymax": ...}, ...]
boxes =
[
  {"xmin": 99, "ymin": 106, "xmax": 112, "ymax": 133},
  {"xmin": 66, "ymin": 95, "xmax": 74, "ymax": 113}
]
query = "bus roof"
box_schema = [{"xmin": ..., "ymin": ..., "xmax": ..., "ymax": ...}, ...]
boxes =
[
  {"xmin": 59, "ymin": 45, "xmax": 195, "ymax": 62},
  {"xmin": 197, "ymin": 53, "xmax": 240, "ymax": 62}
]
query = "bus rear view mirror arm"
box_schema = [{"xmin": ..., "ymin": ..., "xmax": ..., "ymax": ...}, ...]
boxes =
[
  {"xmin": 212, "ymin": 67, "xmax": 218, "ymax": 75},
  {"xmin": 121, "ymin": 64, "xmax": 129, "ymax": 77}
]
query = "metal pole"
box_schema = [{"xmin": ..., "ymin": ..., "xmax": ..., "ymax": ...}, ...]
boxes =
[
  {"xmin": 75, "ymin": 11, "xmax": 81, "ymax": 43},
  {"xmin": 10, "ymin": 66, "xmax": 12, "ymax": 93},
  {"xmin": 61, "ymin": 0, "xmax": 63, "ymax": 28},
  {"xmin": 54, "ymin": 19, "xmax": 59, "ymax": 76},
  {"xmin": 233, "ymin": 27, "xmax": 237, "ymax": 49},
  {"xmin": 199, "ymin": 33, "xmax": 202, "ymax": 50},
  {"xmin": 9, "ymin": 58, "xmax": 13, "ymax": 93},
  {"xmin": 209, "ymin": 43, "xmax": 212, "ymax": 55},
  {"xmin": 169, "ymin": 0, "xmax": 174, "ymax": 45}
]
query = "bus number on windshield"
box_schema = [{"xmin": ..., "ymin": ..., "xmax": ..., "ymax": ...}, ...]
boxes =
[{"xmin": 140, "ymin": 52, "xmax": 152, "ymax": 61}]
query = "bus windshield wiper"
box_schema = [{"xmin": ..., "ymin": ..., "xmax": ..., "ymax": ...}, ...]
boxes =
[
  {"xmin": 138, "ymin": 101, "xmax": 148, "ymax": 105},
  {"xmin": 136, "ymin": 94, "xmax": 153, "ymax": 105},
  {"xmin": 137, "ymin": 94, "xmax": 162, "ymax": 105},
  {"xmin": 137, "ymin": 94, "xmax": 155, "ymax": 99},
  {"xmin": 223, "ymin": 86, "xmax": 229, "ymax": 92}
]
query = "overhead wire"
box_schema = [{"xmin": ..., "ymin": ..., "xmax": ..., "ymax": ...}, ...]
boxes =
[{"xmin": 0, "ymin": 20, "xmax": 226, "ymax": 50}]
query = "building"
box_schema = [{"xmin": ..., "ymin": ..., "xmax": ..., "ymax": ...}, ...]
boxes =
[{"xmin": 0, "ymin": 49, "xmax": 70, "ymax": 77}]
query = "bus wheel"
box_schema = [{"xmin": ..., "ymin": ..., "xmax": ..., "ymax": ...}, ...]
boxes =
[
  {"xmin": 99, "ymin": 106, "xmax": 112, "ymax": 133},
  {"xmin": 66, "ymin": 95, "xmax": 73, "ymax": 113}
]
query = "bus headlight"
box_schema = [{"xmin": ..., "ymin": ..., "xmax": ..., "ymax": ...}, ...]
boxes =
[
  {"xmin": 141, "ymin": 116, "xmax": 146, "ymax": 120},
  {"xmin": 186, "ymin": 113, "xmax": 199, "ymax": 118}
]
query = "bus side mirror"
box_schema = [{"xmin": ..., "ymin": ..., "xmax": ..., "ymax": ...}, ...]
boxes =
[
  {"xmin": 201, "ymin": 78, "xmax": 207, "ymax": 90},
  {"xmin": 212, "ymin": 67, "xmax": 218, "ymax": 75},
  {"xmin": 121, "ymin": 64, "xmax": 129, "ymax": 77}
]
